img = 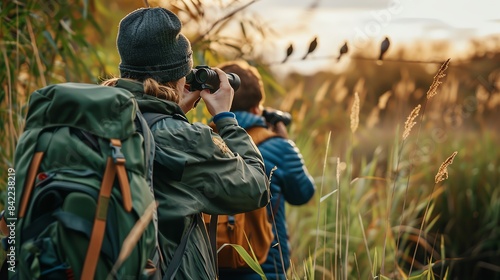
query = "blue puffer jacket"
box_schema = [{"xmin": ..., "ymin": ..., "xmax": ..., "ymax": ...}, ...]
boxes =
[{"xmin": 219, "ymin": 111, "xmax": 316, "ymax": 280}]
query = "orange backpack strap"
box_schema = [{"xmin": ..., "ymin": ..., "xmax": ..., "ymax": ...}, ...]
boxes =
[
  {"xmin": 248, "ymin": 125, "xmax": 283, "ymax": 249},
  {"xmin": 19, "ymin": 151, "xmax": 44, "ymax": 218},
  {"xmin": 110, "ymin": 139, "xmax": 132, "ymax": 212},
  {"xmin": 81, "ymin": 157, "xmax": 116, "ymax": 279},
  {"xmin": 82, "ymin": 139, "xmax": 131, "ymax": 279},
  {"xmin": 245, "ymin": 126, "xmax": 278, "ymax": 146},
  {"xmin": 0, "ymin": 213, "xmax": 8, "ymax": 236}
]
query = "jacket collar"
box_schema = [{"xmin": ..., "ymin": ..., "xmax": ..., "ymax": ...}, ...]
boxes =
[{"xmin": 233, "ymin": 111, "xmax": 267, "ymax": 130}]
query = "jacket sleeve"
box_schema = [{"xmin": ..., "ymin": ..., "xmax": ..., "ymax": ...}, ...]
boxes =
[
  {"xmin": 259, "ymin": 138, "xmax": 315, "ymax": 205},
  {"xmin": 152, "ymin": 116, "xmax": 269, "ymax": 216}
]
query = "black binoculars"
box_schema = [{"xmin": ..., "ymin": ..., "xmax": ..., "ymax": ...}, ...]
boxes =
[
  {"xmin": 186, "ymin": 65, "xmax": 241, "ymax": 93},
  {"xmin": 263, "ymin": 108, "xmax": 292, "ymax": 126}
]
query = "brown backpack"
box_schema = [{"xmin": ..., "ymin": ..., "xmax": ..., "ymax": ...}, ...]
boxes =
[{"xmin": 204, "ymin": 126, "xmax": 278, "ymax": 269}]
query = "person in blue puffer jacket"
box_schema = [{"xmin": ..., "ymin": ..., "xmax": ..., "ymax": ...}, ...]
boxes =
[{"xmin": 218, "ymin": 60, "xmax": 316, "ymax": 280}]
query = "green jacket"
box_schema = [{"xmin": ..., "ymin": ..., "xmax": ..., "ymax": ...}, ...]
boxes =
[{"xmin": 115, "ymin": 79, "xmax": 269, "ymax": 279}]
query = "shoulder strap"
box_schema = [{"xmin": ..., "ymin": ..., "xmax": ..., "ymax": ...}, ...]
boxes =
[
  {"xmin": 246, "ymin": 126, "xmax": 280, "ymax": 145},
  {"xmin": 208, "ymin": 214, "xmax": 218, "ymax": 276},
  {"xmin": 135, "ymin": 111, "xmax": 164, "ymax": 280},
  {"xmin": 140, "ymin": 111, "xmax": 196, "ymax": 279},
  {"xmin": 163, "ymin": 214, "xmax": 199, "ymax": 280},
  {"xmin": 142, "ymin": 112, "xmax": 189, "ymax": 129},
  {"xmin": 142, "ymin": 112, "xmax": 171, "ymax": 128},
  {"xmin": 135, "ymin": 111, "xmax": 155, "ymax": 190},
  {"xmin": 246, "ymin": 126, "xmax": 283, "ymax": 216}
]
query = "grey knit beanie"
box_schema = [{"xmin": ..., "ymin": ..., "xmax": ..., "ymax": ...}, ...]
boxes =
[{"xmin": 117, "ymin": 7, "xmax": 193, "ymax": 83}]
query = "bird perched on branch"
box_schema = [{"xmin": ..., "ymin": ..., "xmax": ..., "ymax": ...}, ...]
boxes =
[
  {"xmin": 282, "ymin": 43, "xmax": 294, "ymax": 63},
  {"xmin": 337, "ymin": 41, "xmax": 348, "ymax": 61},
  {"xmin": 302, "ymin": 36, "xmax": 318, "ymax": 60},
  {"xmin": 378, "ymin": 37, "xmax": 390, "ymax": 60}
]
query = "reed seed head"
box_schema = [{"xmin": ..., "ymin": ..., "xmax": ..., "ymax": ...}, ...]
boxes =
[
  {"xmin": 435, "ymin": 151, "xmax": 458, "ymax": 183},
  {"xmin": 336, "ymin": 157, "xmax": 341, "ymax": 186},
  {"xmin": 427, "ymin": 58, "xmax": 451, "ymax": 99},
  {"xmin": 351, "ymin": 92, "xmax": 360, "ymax": 133},
  {"xmin": 402, "ymin": 104, "xmax": 421, "ymax": 140}
]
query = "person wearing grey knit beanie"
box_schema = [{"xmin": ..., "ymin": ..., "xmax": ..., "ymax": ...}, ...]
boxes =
[
  {"xmin": 101, "ymin": 6, "xmax": 270, "ymax": 280},
  {"xmin": 112, "ymin": 6, "xmax": 235, "ymax": 117},
  {"xmin": 117, "ymin": 7, "xmax": 193, "ymax": 83}
]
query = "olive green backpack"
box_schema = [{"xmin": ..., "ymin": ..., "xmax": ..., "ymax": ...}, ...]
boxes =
[{"xmin": 0, "ymin": 83, "xmax": 160, "ymax": 279}]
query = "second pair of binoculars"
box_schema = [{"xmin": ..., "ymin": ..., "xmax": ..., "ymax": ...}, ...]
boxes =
[
  {"xmin": 186, "ymin": 65, "xmax": 241, "ymax": 93},
  {"xmin": 263, "ymin": 108, "xmax": 292, "ymax": 126}
]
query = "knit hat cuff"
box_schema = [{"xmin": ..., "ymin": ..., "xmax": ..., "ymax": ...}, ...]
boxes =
[{"xmin": 119, "ymin": 51, "xmax": 193, "ymax": 83}]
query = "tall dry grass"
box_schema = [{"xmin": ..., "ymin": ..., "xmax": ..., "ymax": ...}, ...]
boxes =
[{"xmin": 279, "ymin": 55, "xmax": 499, "ymax": 279}]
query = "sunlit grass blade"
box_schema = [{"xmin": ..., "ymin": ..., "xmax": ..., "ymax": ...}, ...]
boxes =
[
  {"xmin": 358, "ymin": 213, "xmax": 374, "ymax": 279},
  {"xmin": 319, "ymin": 189, "xmax": 338, "ymax": 203},
  {"xmin": 372, "ymin": 248, "xmax": 379, "ymax": 277},
  {"xmin": 440, "ymin": 235, "xmax": 446, "ymax": 279},
  {"xmin": 218, "ymin": 243, "xmax": 267, "ymax": 279}
]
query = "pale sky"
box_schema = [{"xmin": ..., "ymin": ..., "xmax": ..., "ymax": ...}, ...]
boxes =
[{"xmin": 246, "ymin": 0, "xmax": 500, "ymax": 74}]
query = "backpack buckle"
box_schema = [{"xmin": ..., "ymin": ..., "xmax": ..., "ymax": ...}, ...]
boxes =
[
  {"xmin": 227, "ymin": 215, "xmax": 235, "ymax": 231},
  {"xmin": 110, "ymin": 139, "xmax": 125, "ymax": 164}
]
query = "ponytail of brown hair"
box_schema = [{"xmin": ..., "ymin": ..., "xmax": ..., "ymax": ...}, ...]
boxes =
[{"xmin": 101, "ymin": 77, "xmax": 179, "ymax": 103}]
